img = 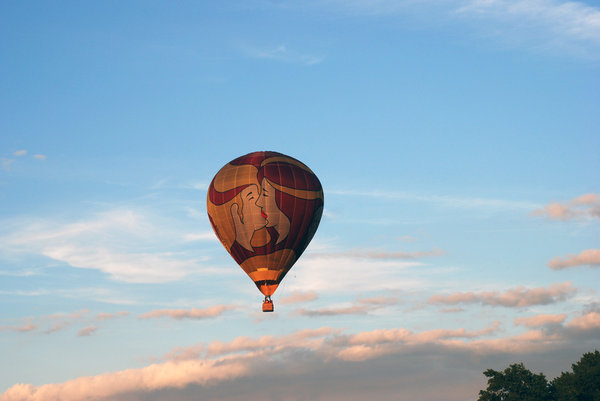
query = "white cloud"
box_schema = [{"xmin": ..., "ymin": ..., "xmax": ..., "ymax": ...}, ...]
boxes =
[
  {"xmin": 183, "ymin": 232, "xmax": 217, "ymax": 242},
  {"xmin": 0, "ymin": 210, "xmax": 205, "ymax": 283},
  {"xmin": 322, "ymin": 0, "xmax": 600, "ymax": 57},
  {"xmin": 289, "ymin": 253, "xmax": 424, "ymax": 293},
  {"xmin": 14, "ymin": 150, "xmax": 27, "ymax": 157},
  {"xmin": 454, "ymin": 0, "xmax": 600, "ymax": 44},
  {"xmin": 42, "ymin": 245, "xmax": 194, "ymax": 283}
]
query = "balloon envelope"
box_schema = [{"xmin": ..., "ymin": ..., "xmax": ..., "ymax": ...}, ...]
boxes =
[{"xmin": 207, "ymin": 151, "xmax": 324, "ymax": 297}]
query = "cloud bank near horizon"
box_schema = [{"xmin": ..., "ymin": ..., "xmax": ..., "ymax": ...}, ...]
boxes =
[{"xmin": 2, "ymin": 312, "xmax": 599, "ymax": 401}]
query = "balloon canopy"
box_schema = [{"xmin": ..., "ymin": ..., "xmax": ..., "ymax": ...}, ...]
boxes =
[{"xmin": 207, "ymin": 151, "xmax": 324, "ymax": 311}]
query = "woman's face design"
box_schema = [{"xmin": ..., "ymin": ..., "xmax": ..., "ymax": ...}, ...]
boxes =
[
  {"xmin": 240, "ymin": 185, "xmax": 265, "ymax": 230},
  {"xmin": 256, "ymin": 179, "xmax": 283, "ymax": 228}
]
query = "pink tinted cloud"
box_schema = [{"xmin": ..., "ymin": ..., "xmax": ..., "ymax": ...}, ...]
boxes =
[
  {"xmin": 138, "ymin": 305, "xmax": 234, "ymax": 320},
  {"xmin": 294, "ymin": 296, "xmax": 398, "ymax": 317},
  {"xmin": 566, "ymin": 312, "xmax": 600, "ymax": 330},
  {"xmin": 514, "ymin": 313, "xmax": 567, "ymax": 328},
  {"xmin": 337, "ymin": 323, "xmax": 500, "ymax": 361},
  {"xmin": 205, "ymin": 327, "xmax": 337, "ymax": 358},
  {"xmin": 77, "ymin": 325, "xmax": 98, "ymax": 337},
  {"xmin": 279, "ymin": 290, "xmax": 319, "ymax": 305},
  {"xmin": 160, "ymin": 327, "xmax": 339, "ymax": 362},
  {"xmin": 428, "ymin": 282, "xmax": 575, "ymax": 307},
  {"xmin": 531, "ymin": 193, "xmax": 600, "ymax": 221},
  {"xmin": 548, "ymin": 249, "xmax": 600, "ymax": 270},
  {"xmin": 96, "ymin": 311, "xmax": 129, "ymax": 320},
  {"xmin": 295, "ymin": 304, "xmax": 371, "ymax": 317},
  {"xmin": 43, "ymin": 310, "xmax": 90, "ymax": 334},
  {"xmin": 0, "ymin": 322, "xmax": 37, "ymax": 333},
  {"xmin": 357, "ymin": 296, "xmax": 398, "ymax": 305},
  {"xmin": 573, "ymin": 193, "xmax": 600, "ymax": 205},
  {"xmin": 2, "ymin": 310, "xmax": 129, "ymax": 335},
  {"xmin": 2, "ymin": 319, "xmax": 596, "ymax": 401},
  {"xmin": 440, "ymin": 307, "xmax": 465, "ymax": 313},
  {"xmin": 0, "ymin": 359, "xmax": 250, "ymax": 401},
  {"xmin": 532, "ymin": 201, "xmax": 573, "ymax": 220},
  {"xmin": 346, "ymin": 324, "xmax": 499, "ymax": 347}
]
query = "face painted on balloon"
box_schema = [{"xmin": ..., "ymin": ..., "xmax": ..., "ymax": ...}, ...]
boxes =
[
  {"xmin": 256, "ymin": 178, "xmax": 290, "ymax": 244},
  {"xmin": 230, "ymin": 185, "xmax": 266, "ymax": 251}
]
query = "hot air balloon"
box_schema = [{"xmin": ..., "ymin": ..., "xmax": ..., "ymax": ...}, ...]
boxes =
[{"xmin": 207, "ymin": 151, "xmax": 324, "ymax": 312}]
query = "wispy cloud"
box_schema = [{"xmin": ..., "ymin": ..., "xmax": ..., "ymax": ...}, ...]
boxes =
[
  {"xmin": 531, "ymin": 193, "xmax": 600, "ymax": 221},
  {"xmin": 454, "ymin": 0, "xmax": 600, "ymax": 44},
  {"xmin": 3, "ymin": 309, "xmax": 96, "ymax": 336},
  {"xmin": 329, "ymin": 188, "xmax": 539, "ymax": 211},
  {"xmin": 1, "ymin": 209, "xmax": 206, "ymax": 283},
  {"xmin": 279, "ymin": 290, "xmax": 319, "ymax": 305},
  {"xmin": 296, "ymin": 304, "xmax": 371, "ymax": 317},
  {"xmin": 514, "ymin": 313, "xmax": 567, "ymax": 328},
  {"xmin": 289, "ymin": 253, "xmax": 424, "ymax": 293},
  {"xmin": 2, "ymin": 309, "xmax": 135, "ymax": 336},
  {"xmin": 357, "ymin": 295, "xmax": 398, "ymax": 305},
  {"xmin": 244, "ymin": 44, "xmax": 325, "ymax": 65},
  {"xmin": 77, "ymin": 325, "xmax": 98, "ymax": 337},
  {"xmin": 1, "ymin": 158, "xmax": 14, "ymax": 171},
  {"xmin": 44, "ymin": 310, "xmax": 90, "ymax": 334},
  {"xmin": 322, "ymin": 0, "xmax": 600, "ymax": 58},
  {"xmin": 2, "ymin": 151, "xmax": 46, "ymax": 170},
  {"xmin": 182, "ymin": 232, "xmax": 217, "ymax": 242},
  {"xmin": 307, "ymin": 248, "xmax": 445, "ymax": 260},
  {"xmin": 138, "ymin": 305, "xmax": 235, "ymax": 320},
  {"xmin": 548, "ymin": 249, "xmax": 600, "ymax": 270},
  {"xmin": 0, "ymin": 322, "xmax": 37, "ymax": 333},
  {"xmin": 428, "ymin": 282, "xmax": 576, "ymax": 307},
  {"xmin": 95, "ymin": 311, "xmax": 129, "ymax": 320},
  {"xmin": 295, "ymin": 296, "xmax": 398, "ymax": 317},
  {"xmin": 204, "ymin": 327, "xmax": 337, "ymax": 358}
]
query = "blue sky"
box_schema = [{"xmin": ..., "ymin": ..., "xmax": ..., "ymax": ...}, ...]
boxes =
[{"xmin": 1, "ymin": 1, "xmax": 599, "ymax": 400}]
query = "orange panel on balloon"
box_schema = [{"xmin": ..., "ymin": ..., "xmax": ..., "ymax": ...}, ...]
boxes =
[{"xmin": 207, "ymin": 151, "xmax": 324, "ymax": 297}]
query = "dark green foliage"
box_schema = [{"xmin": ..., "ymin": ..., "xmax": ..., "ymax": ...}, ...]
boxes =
[
  {"xmin": 478, "ymin": 351, "xmax": 600, "ymax": 401},
  {"xmin": 478, "ymin": 363, "xmax": 551, "ymax": 401},
  {"xmin": 551, "ymin": 371, "xmax": 576, "ymax": 401},
  {"xmin": 551, "ymin": 350, "xmax": 600, "ymax": 401}
]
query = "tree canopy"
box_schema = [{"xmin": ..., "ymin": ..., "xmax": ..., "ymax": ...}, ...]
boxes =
[{"xmin": 478, "ymin": 350, "xmax": 600, "ymax": 401}]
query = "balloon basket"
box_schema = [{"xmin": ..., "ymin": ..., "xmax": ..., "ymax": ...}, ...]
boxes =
[{"xmin": 262, "ymin": 297, "xmax": 274, "ymax": 312}]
